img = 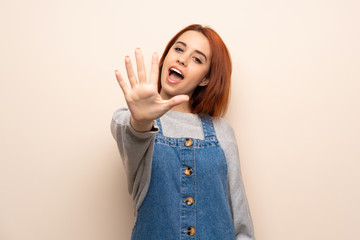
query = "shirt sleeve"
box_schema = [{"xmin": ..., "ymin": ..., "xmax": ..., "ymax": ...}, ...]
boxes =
[
  {"xmin": 214, "ymin": 119, "xmax": 256, "ymax": 240},
  {"xmin": 110, "ymin": 107, "xmax": 157, "ymax": 214}
]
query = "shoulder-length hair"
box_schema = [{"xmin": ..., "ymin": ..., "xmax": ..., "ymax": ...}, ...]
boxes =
[{"xmin": 158, "ymin": 24, "xmax": 232, "ymax": 117}]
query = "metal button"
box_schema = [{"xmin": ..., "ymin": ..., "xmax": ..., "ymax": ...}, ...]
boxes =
[
  {"xmin": 184, "ymin": 138, "xmax": 193, "ymax": 147},
  {"xmin": 186, "ymin": 227, "xmax": 196, "ymax": 236},
  {"xmin": 185, "ymin": 197, "xmax": 194, "ymax": 206},
  {"xmin": 184, "ymin": 167, "xmax": 193, "ymax": 176}
]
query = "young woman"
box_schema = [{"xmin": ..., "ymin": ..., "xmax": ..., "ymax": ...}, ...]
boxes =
[{"xmin": 111, "ymin": 24, "xmax": 255, "ymax": 240}]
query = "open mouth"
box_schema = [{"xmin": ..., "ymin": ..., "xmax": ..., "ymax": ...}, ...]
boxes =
[{"xmin": 168, "ymin": 67, "xmax": 184, "ymax": 81}]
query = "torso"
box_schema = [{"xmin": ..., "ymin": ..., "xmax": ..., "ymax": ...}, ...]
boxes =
[{"xmin": 131, "ymin": 115, "xmax": 236, "ymax": 240}]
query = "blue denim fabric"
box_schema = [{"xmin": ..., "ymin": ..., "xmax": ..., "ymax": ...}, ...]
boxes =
[{"xmin": 131, "ymin": 116, "xmax": 236, "ymax": 240}]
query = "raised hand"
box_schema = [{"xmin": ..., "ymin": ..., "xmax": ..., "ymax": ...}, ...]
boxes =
[{"xmin": 115, "ymin": 48, "xmax": 189, "ymax": 132}]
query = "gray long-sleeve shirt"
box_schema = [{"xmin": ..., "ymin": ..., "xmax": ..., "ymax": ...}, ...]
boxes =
[{"xmin": 111, "ymin": 107, "xmax": 255, "ymax": 239}]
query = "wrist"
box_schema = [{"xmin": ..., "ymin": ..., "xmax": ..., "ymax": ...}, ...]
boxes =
[{"xmin": 130, "ymin": 116, "xmax": 154, "ymax": 132}]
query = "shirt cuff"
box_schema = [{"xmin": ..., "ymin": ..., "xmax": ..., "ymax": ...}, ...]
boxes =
[{"xmin": 127, "ymin": 120, "xmax": 159, "ymax": 139}]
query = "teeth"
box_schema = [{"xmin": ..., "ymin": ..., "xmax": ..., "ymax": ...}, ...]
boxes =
[{"xmin": 170, "ymin": 67, "xmax": 182, "ymax": 76}]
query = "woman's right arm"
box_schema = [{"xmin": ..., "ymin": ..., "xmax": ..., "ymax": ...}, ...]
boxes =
[
  {"xmin": 111, "ymin": 107, "xmax": 157, "ymax": 211},
  {"xmin": 111, "ymin": 49, "xmax": 188, "ymax": 212}
]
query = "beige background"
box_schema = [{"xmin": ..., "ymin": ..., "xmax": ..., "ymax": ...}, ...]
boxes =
[{"xmin": 1, "ymin": 0, "xmax": 359, "ymax": 239}]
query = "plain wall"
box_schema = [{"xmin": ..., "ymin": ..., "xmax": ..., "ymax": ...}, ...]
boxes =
[{"xmin": 1, "ymin": 0, "xmax": 359, "ymax": 239}]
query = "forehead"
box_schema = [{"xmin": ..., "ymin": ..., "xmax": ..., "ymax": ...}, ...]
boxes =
[{"xmin": 176, "ymin": 30, "xmax": 211, "ymax": 57}]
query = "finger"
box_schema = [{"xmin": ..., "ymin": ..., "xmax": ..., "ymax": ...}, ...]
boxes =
[
  {"xmin": 125, "ymin": 56, "xmax": 137, "ymax": 88},
  {"xmin": 114, "ymin": 70, "xmax": 130, "ymax": 96},
  {"xmin": 150, "ymin": 52, "xmax": 159, "ymax": 85},
  {"xmin": 135, "ymin": 48, "xmax": 147, "ymax": 84},
  {"xmin": 164, "ymin": 95, "xmax": 190, "ymax": 110}
]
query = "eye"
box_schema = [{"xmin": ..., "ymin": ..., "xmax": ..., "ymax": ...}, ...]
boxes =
[
  {"xmin": 194, "ymin": 57, "xmax": 202, "ymax": 64},
  {"xmin": 174, "ymin": 47, "xmax": 183, "ymax": 52}
]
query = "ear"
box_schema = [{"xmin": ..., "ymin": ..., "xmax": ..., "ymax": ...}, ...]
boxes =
[{"xmin": 199, "ymin": 78, "xmax": 209, "ymax": 87}]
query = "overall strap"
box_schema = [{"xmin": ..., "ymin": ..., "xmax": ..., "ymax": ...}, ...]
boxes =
[
  {"xmin": 155, "ymin": 118, "xmax": 163, "ymax": 135},
  {"xmin": 200, "ymin": 115, "xmax": 217, "ymax": 140}
]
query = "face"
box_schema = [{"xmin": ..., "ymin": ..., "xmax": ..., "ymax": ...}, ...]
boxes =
[{"xmin": 160, "ymin": 30, "xmax": 211, "ymax": 100}]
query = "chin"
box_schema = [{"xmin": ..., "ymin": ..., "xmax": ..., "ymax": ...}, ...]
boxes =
[{"xmin": 160, "ymin": 86, "xmax": 176, "ymax": 99}]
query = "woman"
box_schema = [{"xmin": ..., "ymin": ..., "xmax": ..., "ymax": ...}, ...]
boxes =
[{"xmin": 111, "ymin": 24, "xmax": 255, "ymax": 239}]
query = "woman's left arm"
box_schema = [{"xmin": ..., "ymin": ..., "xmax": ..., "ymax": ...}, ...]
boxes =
[{"xmin": 215, "ymin": 119, "xmax": 256, "ymax": 240}]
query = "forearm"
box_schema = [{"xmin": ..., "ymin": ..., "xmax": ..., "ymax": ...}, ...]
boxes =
[
  {"xmin": 130, "ymin": 115, "xmax": 154, "ymax": 132},
  {"xmin": 111, "ymin": 108, "xmax": 157, "ymax": 196}
]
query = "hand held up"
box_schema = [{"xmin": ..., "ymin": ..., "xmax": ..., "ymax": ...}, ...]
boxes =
[{"xmin": 115, "ymin": 49, "xmax": 189, "ymax": 132}]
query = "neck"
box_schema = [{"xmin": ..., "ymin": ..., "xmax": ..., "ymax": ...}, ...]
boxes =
[
  {"xmin": 171, "ymin": 101, "xmax": 191, "ymax": 113},
  {"xmin": 160, "ymin": 90, "xmax": 192, "ymax": 113}
]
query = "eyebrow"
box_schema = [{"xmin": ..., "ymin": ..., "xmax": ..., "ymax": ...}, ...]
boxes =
[{"xmin": 175, "ymin": 41, "xmax": 208, "ymax": 62}]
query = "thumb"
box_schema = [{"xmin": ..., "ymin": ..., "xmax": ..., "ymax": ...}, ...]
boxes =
[{"xmin": 165, "ymin": 95, "xmax": 189, "ymax": 109}]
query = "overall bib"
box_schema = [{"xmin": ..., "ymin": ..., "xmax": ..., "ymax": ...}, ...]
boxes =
[{"xmin": 131, "ymin": 115, "xmax": 236, "ymax": 240}]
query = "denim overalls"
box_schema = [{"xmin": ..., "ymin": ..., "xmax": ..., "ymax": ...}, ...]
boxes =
[{"xmin": 131, "ymin": 115, "xmax": 236, "ymax": 240}]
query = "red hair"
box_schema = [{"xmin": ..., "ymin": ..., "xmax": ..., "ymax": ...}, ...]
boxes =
[{"xmin": 158, "ymin": 24, "xmax": 232, "ymax": 117}]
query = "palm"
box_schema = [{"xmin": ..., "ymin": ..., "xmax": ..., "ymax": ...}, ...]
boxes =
[
  {"xmin": 125, "ymin": 83, "xmax": 168, "ymax": 121},
  {"xmin": 115, "ymin": 49, "xmax": 188, "ymax": 126}
]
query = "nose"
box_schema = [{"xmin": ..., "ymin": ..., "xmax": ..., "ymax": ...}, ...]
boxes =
[{"xmin": 177, "ymin": 57, "xmax": 186, "ymax": 66}]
